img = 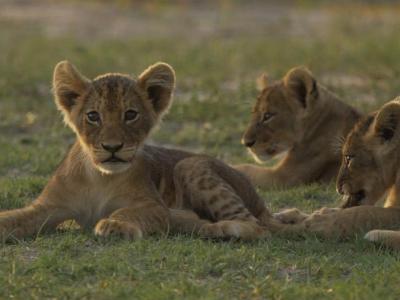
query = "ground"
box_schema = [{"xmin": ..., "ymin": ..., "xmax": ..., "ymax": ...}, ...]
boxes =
[{"xmin": 1, "ymin": 1, "xmax": 400, "ymax": 299}]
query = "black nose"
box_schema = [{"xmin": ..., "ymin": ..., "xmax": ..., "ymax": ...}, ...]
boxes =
[
  {"xmin": 244, "ymin": 140, "xmax": 256, "ymax": 148},
  {"xmin": 101, "ymin": 143, "xmax": 123, "ymax": 153}
]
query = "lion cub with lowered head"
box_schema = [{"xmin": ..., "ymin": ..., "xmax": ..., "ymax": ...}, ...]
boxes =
[
  {"xmin": 277, "ymin": 99, "xmax": 400, "ymax": 250},
  {"xmin": 0, "ymin": 61, "xmax": 276, "ymax": 241},
  {"xmin": 235, "ymin": 67, "xmax": 361, "ymax": 188}
]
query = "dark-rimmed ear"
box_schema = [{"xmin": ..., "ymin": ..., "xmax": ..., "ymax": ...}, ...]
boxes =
[
  {"xmin": 53, "ymin": 61, "xmax": 90, "ymax": 113},
  {"xmin": 283, "ymin": 66, "xmax": 318, "ymax": 108},
  {"xmin": 373, "ymin": 99, "xmax": 400, "ymax": 142},
  {"xmin": 256, "ymin": 73, "xmax": 269, "ymax": 91},
  {"xmin": 137, "ymin": 62, "xmax": 175, "ymax": 117}
]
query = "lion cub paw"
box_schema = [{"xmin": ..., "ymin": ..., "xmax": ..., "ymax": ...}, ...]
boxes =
[
  {"xmin": 314, "ymin": 207, "xmax": 342, "ymax": 215},
  {"xmin": 199, "ymin": 220, "xmax": 270, "ymax": 240},
  {"xmin": 364, "ymin": 230, "xmax": 391, "ymax": 242},
  {"xmin": 274, "ymin": 207, "xmax": 341, "ymax": 225},
  {"xmin": 365, "ymin": 230, "xmax": 400, "ymax": 250},
  {"xmin": 274, "ymin": 208, "xmax": 309, "ymax": 224},
  {"xmin": 94, "ymin": 219, "xmax": 143, "ymax": 240}
]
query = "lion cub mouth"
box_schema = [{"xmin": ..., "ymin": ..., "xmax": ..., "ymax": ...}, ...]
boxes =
[
  {"xmin": 265, "ymin": 148, "xmax": 277, "ymax": 156},
  {"xmin": 341, "ymin": 190, "xmax": 366, "ymax": 208},
  {"xmin": 102, "ymin": 155, "xmax": 127, "ymax": 163}
]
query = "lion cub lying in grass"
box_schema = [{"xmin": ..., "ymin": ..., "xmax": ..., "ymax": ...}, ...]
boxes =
[
  {"xmin": 0, "ymin": 61, "xmax": 278, "ymax": 241},
  {"xmin": 277, "ymin": 99, "xmax": 400, "ymax": 250},
  {"xmin": 235, "ymin": 67, "xmax": 362, "ymax": 188}
]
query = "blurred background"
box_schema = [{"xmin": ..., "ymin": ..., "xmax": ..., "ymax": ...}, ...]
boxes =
[{"xmin": 1, "ymin": 0, "xmax": 400, "ymax": 187}]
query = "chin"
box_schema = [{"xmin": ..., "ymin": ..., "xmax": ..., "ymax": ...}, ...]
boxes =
[
  {"xmin": 96, "ymin": 162, "xmax": 131, "ymax": 174},
  {"xmin": 249, "ymin": 148, "xmax": 287, "ymax": 164},
  {"xmin": 250, "ymin": 151, "xmax": 274, "ymax": 164}
]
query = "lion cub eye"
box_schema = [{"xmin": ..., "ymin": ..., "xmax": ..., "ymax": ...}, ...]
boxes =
[
  {"xmin": 263, "ymin": 112, "xmax": 275, "ymax": 122},
  {"xmin": 344, "ymin": 155, "xmax": 354, "ymax": 166},
  {"xmin": 86, "ymin": 111, "xmax": 101, "ymax": 124},
  {"xmin": 125, "ymin": 109, "xmax": 139, "ymax": 122}
]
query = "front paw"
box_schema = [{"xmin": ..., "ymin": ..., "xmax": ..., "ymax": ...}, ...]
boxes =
[
  {"xmin": 274, "ymin": 208, "xmax": 309, "ymax": 224},
  {"xmin": 314, "ymin": 207, "xmax": 342, "ymax": 215},
  {"xmin": 94, "ymin": 219, "xmax": 143, "ymax": 240},
  {"xmin": 303, "ymin": 211, "xmax": 350, "ymax": 238},
  {"xmin": 364, "ymin": 230, "xmax": 400, "ymax": 250},
  {"xmin": 199, "ymin": 220, "xmax": 270, "ymax": 240}
]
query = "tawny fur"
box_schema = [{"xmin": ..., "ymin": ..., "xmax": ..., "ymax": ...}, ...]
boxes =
[
  {"xmin": 0, "ymin": 61, "xmax": 278, "ymax": 241},
  {"xmin": 276, "ymin": 99, "xmax": 400, "ymax": 250},
  {"xmin": 235, "ymin": 67, "xmax": 362, "ymax": 189}
]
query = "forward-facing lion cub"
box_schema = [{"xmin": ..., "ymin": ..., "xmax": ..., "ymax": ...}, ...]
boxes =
[
  {"xmin": 235, "ymin": 67, "xmax": 361, "ymax": 188},
  {"xmin": 277, "ymin": 99, "xmax": 400, "ymax": 250},
  {"xmin": 0, "ymin": 61, "xmax": 276, "ymax": 241}
]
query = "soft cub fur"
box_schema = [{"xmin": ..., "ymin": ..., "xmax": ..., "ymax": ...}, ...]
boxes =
[
  {"xmin": 276, "ymin": 99, "xmax": 400, "ymax": 250},
  {"xmin": 235, "ymin": 67, "xmax": 361, "ymax": 188},
  {"xmin": 0, "ymin": 61, "xmax": 279, "ymax": 241}
]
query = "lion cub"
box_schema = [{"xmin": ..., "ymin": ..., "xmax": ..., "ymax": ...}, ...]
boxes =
[
  {"xmin": 235, "ymin": 67, "xmax": 361, "ymax": 188},
  {"xmin": 0, "ymin": 61, "xmax": 275, "ymax": 241},
  {"xmin": 277, "ymin": 99, "xmax": 400, "ymax": 250}
]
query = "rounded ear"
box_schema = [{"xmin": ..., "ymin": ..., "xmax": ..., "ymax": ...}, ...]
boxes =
[
  {"xmin": 137, "ymin": 62, "xmax": 175, "ymax": 117},
  {"xmin": 53, "ymin": 61, "xmax": 90, "ymax": 113},
  {"xmin": 256, "ymin": 73, "xmax": 269, "ymax": 91},
  {"xmin": 283, "ymin": 66, "xmax": 318, "ymax": 108},
  {"xmin": 373, "ymin": 98, "xmax": 400, "ymax": 141}
]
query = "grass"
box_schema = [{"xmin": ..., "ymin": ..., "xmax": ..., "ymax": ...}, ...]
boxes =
[{"xmin": 1, "ymin": 1, "xmax": 400, "ymax": 299}]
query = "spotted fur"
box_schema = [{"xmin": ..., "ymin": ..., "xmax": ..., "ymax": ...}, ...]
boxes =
[{"xmin": 0, "ymin": 61, "xmax": 278, "ymax": 241}]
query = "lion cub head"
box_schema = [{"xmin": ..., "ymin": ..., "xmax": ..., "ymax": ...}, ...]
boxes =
[
  {"xmin": 337, "ymin": 99, "xmax": 400, "ymax": 208},
  {"xmin": 242, "ymin": 67, "xmax": 319, "ymax": 162},
  {"xmin": 53, "ymin": 61, "xmax": 175, "ymax": 174}
]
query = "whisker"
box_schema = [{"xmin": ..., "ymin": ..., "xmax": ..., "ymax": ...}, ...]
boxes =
[
  {"xmin": 330, "ymin": 134, "xmax": 346, "ymax": 155},
  {"xmin": 121, "ymin": 147, "xmax": 136, "ymax": 151},
  {"xmin": 119, "ymin": 150, "xmax": 136, "ymax": 153}
]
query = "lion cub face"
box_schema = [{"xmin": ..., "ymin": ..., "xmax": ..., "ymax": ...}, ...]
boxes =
[
  {"xmin": 53, "ymin": 61, "xmax": 175, "ymax": 174},
  {"xmin": 242, "ymin": 67, "xmax": 318, "ymax": 162},
  {"xmin": 337, "ymin": 100, "xmax": 400, "ymax": 208}
]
